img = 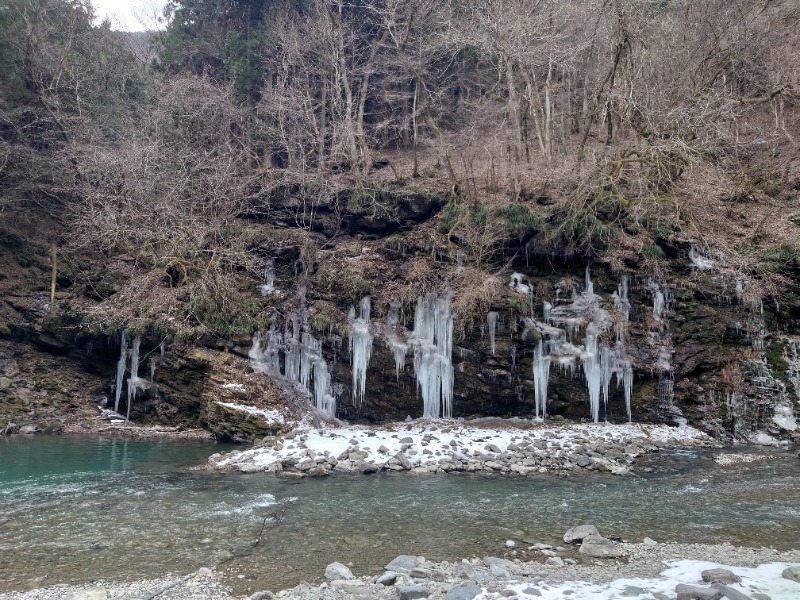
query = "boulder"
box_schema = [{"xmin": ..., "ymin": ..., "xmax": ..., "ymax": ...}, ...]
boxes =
[
  {"xmin": 396, "ymin": 584, "xmax": 429, "ymax": 600},
  {"xmin": 621, "ymin": 586, "xmax": 647, "ymax": 597},
  {"xmin": 675, "ymin": 584, "xmax": 724, "ymax": 600},
  {"xmin": 444, "ymin": 582, "xmax": 483, "ymax": 600},
  {"xmin": 701, "ymin": 568, "xmax": 741, "ymax": 585},
  {"xmin": 782, "ymin": 566, "xmax": 800, "ymax": 583},
  {"xmin": 709, "ymin": 584, "xmax": 754, "ymax": 600},
  {"xmin": 545, "ymin": 557, "xmax": 564, "ymax": 567},
  {"xmin": 376, "ymin": 572, "xmax": 400, "ymax": 586},
  {"xmin": 563, "ymin": 524, "xmax": 600, "ymax": 544},
  {"xmin": 324, "ymin": 562, "xmax": 354, "ymax": 581},
  {"xmin": 451, "ymin": 563, "xmax": 476, "ymax": 579},
  {"xmin": 578, "ymin": 534, "xmax": 625, "ymax": 558},
  {"xmin": 385, "ymin": 555, "xmax": 425, "ymax": 573}
]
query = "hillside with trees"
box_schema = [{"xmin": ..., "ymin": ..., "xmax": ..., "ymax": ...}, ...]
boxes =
[{"xmin": 1, "ymin": 0, "xmax": 799, "ymax": 440}]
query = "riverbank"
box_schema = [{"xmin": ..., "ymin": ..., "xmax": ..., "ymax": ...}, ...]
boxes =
[
  {"xmin": 1, "ymin": 541, "xmax": 798, "ymax": 600},
  {"xmin": 207, "ymin": 418, "xmax": 719, "ymax": 477}
]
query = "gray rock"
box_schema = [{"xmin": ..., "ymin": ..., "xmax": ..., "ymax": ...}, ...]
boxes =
[
  {"xmin": 751, "ymin": 594, "xmax": 772, "ymax": 600},
  {"xmin": 482, "ymin": 557, "xmax": 515, "ymax": 570},
  {"xmin": 396, "ymin": 584, "xmax": 429, "ymax": 600},
  {"xmin": 486, "ymin": 444, "xmax": 502, "ymax": 453},
  {"xmin": 451, "ymin": 563, "xmax": 476, "ymax": 579},
  {"xmin": 400, "ymin": 437, "xmax": 414, "ymax": 444},
  {"xmin": 376, "ymin": 572, "xmax": 400, "ymax": 586},
  {"xmin": 411, "ymin": 567, "xmax": 432, "ymax": 578},
  {"xmin": 489, "ymin": 563, "xmax": 509, "ymax": 577},
  {"xmin": 643, "ymin": 537, "xmax": 658, "ymax": 547},
  {"xmin": 19, "ymin": 424, "xmax": 39, "ymax": 435},
  {"xmin": 702, "ymin": 569, "xmax": 742, "ymax": 585},
  {"xmin": 621, "ymin": 586, "xmax": 646, "ymax": 597},
  {"xmin": 782, "ymin": 566, "xmax": 800, "ymax": 583},
  {"xmin": 578, "ymin": 534, "xmax": 624, "ymax": 558},
  {"xmin": 324, "ymin": 561, "xmax": 354, "ymax": 581},
  {"xmin": 575, "ymin": 454, "xmax": 592, "ymax": 467},
  {"xmin": 675, "ymin": 584, "xmax": 724, "ymax": 600},
  {"xmin": 563, "ymin": 524, "xmax": 600, "ymax": 544},
  {"xmin": 395, "ymin": 452, "xmax": 413, "ymax": 470},
  {"xmin": 710, "ymin": 583, "xmax": 754, "ymax": 600},
  {"xmin": 444, "ymin": 582, "xmax": 483, "ymax": 600},
  {"xmin": 653, "ymin": 594, "xmax": 672, "ymax": 600},
  {"xmin": 545, "ymin": 557, "xmax": 564, "ymax": 567},
  {"xmin": 249, "ymin": 592, "xmax": 275, "ymax": 600},
  {"xmin": 386, "ymin": 555, "xmax": 425, "ymax": 573}
]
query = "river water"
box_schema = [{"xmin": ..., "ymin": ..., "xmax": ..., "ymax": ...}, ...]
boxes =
[{"xmin": 1, "ymin": 435, "xmax": 799, "ymax": 595}]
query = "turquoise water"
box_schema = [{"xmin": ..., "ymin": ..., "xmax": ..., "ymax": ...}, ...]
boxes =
[{"xmin": 1, "ymin": 436, "xmax": 799, "ymax": 595}]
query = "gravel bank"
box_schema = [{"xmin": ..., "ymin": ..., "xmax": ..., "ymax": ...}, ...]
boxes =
[
  {"xmin": 209, "ymin": 418, "xmax": 718, "ymax": 477},
  {"xmin": 2, "ymin": 542, "xmax": 798, "ymax": 600}
]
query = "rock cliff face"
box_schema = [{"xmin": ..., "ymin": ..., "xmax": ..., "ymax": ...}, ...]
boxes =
[{"xmin": 1, "ymin": 184, "xmax": 799, "ymax": 444}]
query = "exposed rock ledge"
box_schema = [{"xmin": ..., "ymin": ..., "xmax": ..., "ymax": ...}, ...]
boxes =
[{"xmin": 207, "ymin": 419, "xmax": 718, "ymax": 477}]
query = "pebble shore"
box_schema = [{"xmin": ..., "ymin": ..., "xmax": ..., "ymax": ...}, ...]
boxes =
[{"xmin": 1, "ymin": 541, "xmax": 798, "ymax": 600}]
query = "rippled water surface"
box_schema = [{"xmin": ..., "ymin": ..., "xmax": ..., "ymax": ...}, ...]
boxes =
[{"xmin": 1, "ymin": 435, "xmax": 799, "ymax": 595}]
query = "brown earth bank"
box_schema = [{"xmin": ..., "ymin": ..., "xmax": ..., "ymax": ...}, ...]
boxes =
[{"xmin": 2, "ymin": 150, "xmax": 800, "ymax": 445}]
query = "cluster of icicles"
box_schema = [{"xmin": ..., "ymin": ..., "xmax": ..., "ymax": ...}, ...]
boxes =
[
  {"xmin": 249, "ymin": 268, "xmax": 667, "ymax": 422},
  {"xmin": 524, "ymin": 268, "xmax": 635, "ymax": 422},
  {"xmin": 112, "ymin": 332, "xmax": 160, "ymax": 420},
  {"xmin": 249, "ymin": 294, "xmax": 455, "ymax": 419}
]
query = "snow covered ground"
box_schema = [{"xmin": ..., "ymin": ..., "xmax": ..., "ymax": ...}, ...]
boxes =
[{"xmin": 209, "ymin": 418, "xmax": 715, "ymax": 476}]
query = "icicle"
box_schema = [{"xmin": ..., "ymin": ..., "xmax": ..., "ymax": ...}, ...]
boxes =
[
  {"xmin": 126, "ymin": 335, "xmax": 144, "ymax": 421},
  {"xmin": 584, "ymin": 266, "xmax": 594, "ymax": 296},
  {"xmin": 114, "ymin": 331, "xmax": 128, "ymax": 415},
  {"xmin": 622, "ymin": 362, "xmax": 633, "ymax": 422},
  {"xmin": 487, "ymin": 311, "xmax": 499, "ymax": 355},
  {"xmin": 149, "ymin": 356, "xmax": 156, "ymax": 384},
  {"xmin": 613, "ymin": 276, "xmax": 630, "ymax": 339},
  {"xmin": 689, "ymin": 246, "xmax": 714, "ymax": 270},
  {"xmin": 543, "ymin": 301, "xmax": 552, "ymax": 324},
  {"xmin": 653, "ymin": 289, "xmax": 665, "ymax": 321},
  {"xmin": 349, "ymin": 296, "xmax": 374, "ymax": 407},
  {"xmin": 582, "ymin": 324, "xmax": 601, "ymax": 423},
  {"xmin": 258, "ymin": 259, "xmax": 278, "ymax": 296},
  {"xmin": 509, "ymin": 273, "xmax": 530, "ymax": 294},
  {"xmin": 532, "ymin": 340, "xmax": 551, "ymax": 418},
  {"xmin": 411, "ymin": 293, "xmax": 454, "ymax": 418}
]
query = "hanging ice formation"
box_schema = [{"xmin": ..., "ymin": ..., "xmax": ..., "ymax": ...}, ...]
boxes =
[
  {"xmin": 526, "ymin": 267, "xmax": 634, "ymax": 422},
  {"xmin": 126, "ymin": 335, "xmax": 147, "ymax": 420},
  {"xmin": 648, "ymin": 280, "xmax": 666, "ymax": 321},
  {"xmin": 258, "ymin": 259, "xmax": 279, "ymax": 296},
  {"xmin": 689, "ymin": 245, "xmax": 714, "ymax": 271},
  {"xmin": 410, "ymin": 294, "xmax": 455, "ymax": 418},
  {"xmin": 349, "ymin": 296, "xmax": 373, "ymax": 406},
  {"xmin": 532, "ymin": 340, "xmax": 550, "ymax": 419},
  {"xmin": 249, "ymin": 315, "xmax": 337, "ymax": 417},
  {"xmin": 487, "ymin": 311, "xmax": 499, "ymax": 355},
  {"xmin": 382, "ymin": 300, "xmax": 409, "ymax": 381},
  {"xmin": 114, "ymin": 331, "xmax": 128, "ymax": 414}
]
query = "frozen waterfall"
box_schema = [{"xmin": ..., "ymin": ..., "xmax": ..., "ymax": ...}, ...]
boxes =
[
  {"xmin": 527, "ymin": 269, "xmax": 634, "ymax": 422},
  {"xmin": 488, "ymin": 311, "xmax": 499, "ymax": 355},
  {"xmin": 114, "ymin": 330, "xmax": 128, "ymax": 414},
  {"xmin": 349, "ymin": 296, "xmax": 374, "ymax": 407},
  {"xmin": 411, "ymin": 294, "xmax": 454, "ymax": 418}
]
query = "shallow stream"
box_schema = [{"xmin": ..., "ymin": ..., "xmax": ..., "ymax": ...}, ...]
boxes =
[{"xmin": 1, "ymin": 435, "xmax": 799, "ymax": 595}]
